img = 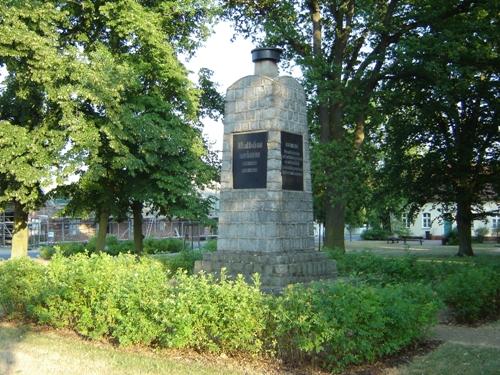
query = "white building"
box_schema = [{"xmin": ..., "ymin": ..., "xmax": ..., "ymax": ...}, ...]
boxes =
[{"xmin": 396, "ymin": 202, "xmax": 499, "ymax": 240}]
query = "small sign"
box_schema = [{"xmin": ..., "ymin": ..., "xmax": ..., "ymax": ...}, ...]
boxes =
[
  {"xmin": 233, "ymin": 132, "xmax": 268, "ymax": 189},
  {"xmin": 281, "ymin": 131, "xmax": 303, "ymax": 191}
]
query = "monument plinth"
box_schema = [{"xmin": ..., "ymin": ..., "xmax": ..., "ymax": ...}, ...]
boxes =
[{"xmin": 195, "ymin": 48, "xmax": 336, "ymax": 291}]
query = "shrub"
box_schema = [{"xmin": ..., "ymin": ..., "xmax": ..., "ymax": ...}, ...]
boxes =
[
  {"xmin": 330, "ymin": 250, "xmax": 468, "ymax": 286},
  {"xmin": 40, "ymin": 237, "xmax": 186, "ymax": 259},
  {"xmin": 5, "ymin": 254, "xmax": 266, "ymax": 352},
  {"xmin": 104, "ymin": 236, "xmax": 134, "ymax": 255},
  {"xmin": 269, "ymin": 281, "xmax": 440, "ymax": 372},
  {"xmin": 160, "ymin": 271, "xmax": 266, "ymax": 354},
  {"xmin": 143, "ymin": 237, "xmax": 185, "ymax": 254},
  {"xmin": 443, "ymin": 228, "xmax": 459, "ymax": 245},
  {"xmin": 0, "ymin": 254, "xmax": 445, "ymax": 372},
  {"xmin": 203, "ymin": 239, "xmax": 217, "ymax": 252},
  {"xmin": 157, "ymin": 250, "xmax": 204, "ymax": 273},
  {"xmin": 474, "ymin": 227, "xmax": 489, "ymax": 243},
  {"xmin": 0, "ymin": 258, "xmax": 45, "ymax": 319},
  {"xmin": 438, "ymin": 267, "xmax": 500, "ymax": 324},
  {"xmin": 39, "ymin": 245, "xmax": 56, "ymax": 260},
  {"xmin": 360, "ymin": 228, "xmax": 390, "ymax": 240},
  {"xmin": 33, "ymin": 253, "xmax": 168, "ymax": 344}
]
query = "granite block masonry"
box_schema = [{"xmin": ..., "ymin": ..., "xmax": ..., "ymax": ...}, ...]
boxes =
[{"xmin": 195, "ymin": 47, "xmax": 336, "ymax": 292}]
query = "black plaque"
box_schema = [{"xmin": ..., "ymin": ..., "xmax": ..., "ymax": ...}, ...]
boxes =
[
  {"xmin": 281, "ymin": 131, "xmax": 303, "ymax": 191},
  {"xmin": 233, "ymin": 132, "xmax": 268, "ymax": 189}
]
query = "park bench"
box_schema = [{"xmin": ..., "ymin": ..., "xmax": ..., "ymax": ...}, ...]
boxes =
[
  {"xmin": 386, "ymin": 236, "xmax": 400, "ymax": 244},
  {"xmin": 401, "ymin": 236, "xmax": 424, "ymax": 245}
]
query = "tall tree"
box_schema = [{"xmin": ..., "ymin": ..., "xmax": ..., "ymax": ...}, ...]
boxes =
[
  {"xmin": 382, "ymin": 0, "xmax": 499, "ymax": 255},
  {"xmin": 0, "ymin": 1, "xmax": 110, "ymax": 257},
  {"xmin": 225, "ymin": 0, "xmax": 478, "ymax": 250},
  {"xmin": 56, "ymin": 0, "xmax": 219, "ymax": 253}
]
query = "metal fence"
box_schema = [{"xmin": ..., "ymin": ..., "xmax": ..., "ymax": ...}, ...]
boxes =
[{"xmin": 1, "ymin": 214, "xmax": 216, "ymax": 248}]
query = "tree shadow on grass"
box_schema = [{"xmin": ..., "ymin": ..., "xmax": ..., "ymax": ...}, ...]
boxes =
[{"xmin": 0, "ymin": 322, "xmax": 31, "ymax": 375}]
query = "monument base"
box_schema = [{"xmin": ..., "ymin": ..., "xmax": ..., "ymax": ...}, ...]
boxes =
[{"xmin": 194, "ymin": 250, "xmax": 337, "ymax": 293}]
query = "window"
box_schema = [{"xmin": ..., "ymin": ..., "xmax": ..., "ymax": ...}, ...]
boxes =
[
  {"xmin": 492, "ymin": 217, "xmax": 500, "ymax": 229},
  {"xmin": 402, "ymin": 213, "xmax": 411, "ymax": 228},
  {"xmin": 422, "ymin": 213, "xmax": 431, "ymax": 228}
]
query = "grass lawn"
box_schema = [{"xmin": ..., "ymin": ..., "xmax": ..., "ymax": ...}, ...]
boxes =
[
  {"xmin": 400, "ymin": 342, "xmax": 500, "ymax": 375},
  {"xmin": 344, "ymin": 240, "xmax": 500, "ymax": 263},
  {"xmin": 0, "ymin": 323, "xmax": 284, "ymax": 375}
]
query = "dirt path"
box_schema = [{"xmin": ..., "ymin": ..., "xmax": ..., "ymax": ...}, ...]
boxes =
[{"xmin": 432, "ymin": 323, "xmax": 500, "ymax": 348}]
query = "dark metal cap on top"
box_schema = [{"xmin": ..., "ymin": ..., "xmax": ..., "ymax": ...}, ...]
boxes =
[{"xmin": 251, "ymin": 47, "xmax": 283, "ymax": 63}]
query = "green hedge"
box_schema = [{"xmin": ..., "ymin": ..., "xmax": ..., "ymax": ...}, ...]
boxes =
[
  {"xmin": 0, "ymin": 254, "xmax": 439, "ymax": 372},
  {"xmin": 39, "ymin": 236, "xmax": 187, "ymax": 259},
  {"xmin": 0, "ymin": 258, "xmax": 45, "ymax": 319},
  {"xmin": 333, "ymin": 251, "xmax": 468, "ymax": 285},
  {"xmin": 438, "ymin": 267, "xmax": 500, "ymax": 324},
  {"xmin": 331, "ymin": 250, "xmax": 500, "ymax": 324},
  {"xmin": 360, "ymin": 228, "xmax": 390, "ymax": 240},
  {"xmin": 271, "ymin": 281, "xmax": 439, "ymax": 371}
]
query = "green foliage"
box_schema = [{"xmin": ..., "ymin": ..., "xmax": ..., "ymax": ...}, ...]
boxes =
[
  {"xmin": 143, "ymin": 238, "xmax": 186, "ymax": 254},
  {"xmin": 360, "ymin": 228, "xmax": 390, "ymax": 240},
  {"xmin": 159, "ymin": 271, "xmax": 266, "ymax": 354},
  {"xmin": 39, "ymin": 246, "xmax": 57, "ymax": 260},
  {"xmin": 40, "ymin": 237, "xmax": 188, "ymax": 260},
  {"xmin": 34, "ymin": 253, "xmax": 168, "ymax": 345},
  {"xmin": 0, "ymin": 255, "xmax": 441, "ymax": 370},
  {"xmin": 270, "ymin": 281, "xmax": 439, "ymax": 372},
  {"xmin": 203, "ymin": 239, "xmax": 217, "ymax": 252},
  {"xmin": 444, "ymin": 228, "xmax": 459, "ymax": 246},
  {"xmin": 331, "ymin": 251, "xmax": 467, "ymax": 285},
  {"xmin": 0, "ymin": 258, "xmax": 45, "ymax": 319},
  {"xmin": 382, "ymin": 1, "xmax": 499, "ymax": 256},
  {"xmin": 156, "ymin": 250, "xmax": 204, "ymax": 274},
  {"xmin": 57, "ymin": 0, "xmax": 220, "ymax": 232},
  {"xmin": 0, "ymin": 2, "xmax": 101, "ymax": 213},
  {"xmin": 474, "ymin": 227, "xmax": 489, "ymax": 243},
  {"xmin": 438, "ymin": 268, "xmax": 500, "ymax": 324},
  {"xmin": 331, "ymin": 251, "xmax": 500, "ymax": 324}
]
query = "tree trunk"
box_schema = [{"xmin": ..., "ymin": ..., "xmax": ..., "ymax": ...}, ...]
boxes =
[
  {"xmin": 11, "ymin": 202, "xmax": 29, "ymax": 258},
  {"xmin": 132, "ymin": 201, "xmax": 143, "ymax": 255},
  {"xmin": 324, "ymin": 201, "xmax": 345, "ymax": 250},
  {"xmin": 321, "ymin": 102, "xmax": 347, "ymax": 251},
  {"xmin": 456, "ymin": 200, "xmax": 474, "ymax": 256},
  {"xmin": 95, "ymin": 209, "xmax": 110, "ymax": 252}
]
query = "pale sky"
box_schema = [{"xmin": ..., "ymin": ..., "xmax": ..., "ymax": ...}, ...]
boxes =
[{"xmin": 183, "ymin": 22, "xmax": 255, "ymax": 154}]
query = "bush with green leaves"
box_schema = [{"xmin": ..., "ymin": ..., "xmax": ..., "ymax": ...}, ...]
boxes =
[
  {"xmin": 0, "ymin": 258, "xmax": 45, "ymax": 319},
  {"xmin": 33, "ymin": 253, "xmax": 168, "ymax": 344},
  {"xmin": 0, "ymin": 254, "xmax": 441, "ymax": 372},
  {"xmin": 473, "ymin": 227, "xmax": 489, "ymax": 243},
  {"xmin": 331, "ymin": 251, "xmax": 467, "ymax": 285},
  {"xmin": 360, "ymin": 228, "xmax": 390, "ymax": 240},
  {"xmin": 39, "ymin": 245, "xmax": 57, "ymax": 260},
  {"xmin": 438, "ymin": 267, "xmax": 500, "ymax": 324},
  {"xmin": 443, "ymin": 227, "xmax": 459, "ymax": 245},
  {"xmin": 330, "ymin": 250, "xmax": 500, "ymax": 324},
  {"xmin": 269, "ymin": 281, "xmax": 440, "ymax": 372},
  {"xmin": 143, "ymin": 237, "xmax": 186, "ymax": 254},
  {"xmin": 40, "ymin": 236, "xmax": 186, "ymax": 259},
  {"xmin": 154, "ymin": 249, "xmax": 204, "ymax": 273},
  {"xmin": 39, "ymin": 242, "xmax": 87, "ymax": 260},
  {"xmin": 160, "ymin": 271, "xmax": 266, "ymax": 354},
  {"xmin": 203, "ymin": 239, "xmax": 217, "ymax": 252}
]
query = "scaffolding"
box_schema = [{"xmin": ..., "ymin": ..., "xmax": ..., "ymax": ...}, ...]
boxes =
[{"xmin": 0, "ymin": 214, "xmax": 216, "ymax": 248}]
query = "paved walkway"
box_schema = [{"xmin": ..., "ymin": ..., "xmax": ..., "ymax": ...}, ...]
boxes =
[
  {"xmin": 0, "ymin": 247, "xmax": 39, "ymax": 260},
  {"xmin": 432, "ymin": 323, "xmax": 500, "ymax": 348}
]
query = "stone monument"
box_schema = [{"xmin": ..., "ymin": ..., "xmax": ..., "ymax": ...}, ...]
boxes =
[{"xmin": 195, "ymin": 48, "xmax": 336, "ymax": 291}]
